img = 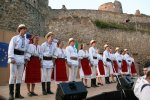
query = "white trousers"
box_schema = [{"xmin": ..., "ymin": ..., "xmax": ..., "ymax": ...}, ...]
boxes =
[
  {"xmin": 91, "ymin": 65, "xmax": 97, "ymax": 79},
  {"xmin": 104, "ymin": 62, "xmax": 113, "ymax": 77},
  {"xmin": 41, "ymin": 68, "xmax": 53, "ymax": 82},
  {"xmin": 9, "ymin": 63, "xmax": 24, "ymax": 84},
  {"xmin": 69, "ymin": 66, "xmax": 78, "ymax": 82}
]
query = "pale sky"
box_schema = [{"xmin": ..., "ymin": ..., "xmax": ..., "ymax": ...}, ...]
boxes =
[{"xmin": 48, "ymin": 0, "xmax": 150, "ymax": 15}]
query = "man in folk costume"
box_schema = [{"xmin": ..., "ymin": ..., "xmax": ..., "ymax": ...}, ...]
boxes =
[
  {"xmin": 115, "ymin": 47, "xmax": 123, "ymax": 75},
  {"xmin": 109, "ymin": 48, "xmax": 117, "ymax": 82},
  {"xmin": 8, "ymin": 24, "xmax": 28, "ymax": 100},
  {"xmin": 96, "ymin": 49, "xmax": 104, "ymax": 85},
  {"xmin": 78, "ymin": 44, "xmax": 92, "ymax": 88},
  {"xmin": 103, "ymin": 44, "xmax": 114, "ymax": 84},
  {"xmin": 51, "ymin": 40, "xmax": 68, "ymax": 83},
  {"xmin": 66, "ymin": 38, "xmax": 79, "ymax": 82},
  {"xmin": 24, "ymin": 35, "xmax": 42, "ymax": 96},
  {"xmin": 89, "ymin": 40, "xmax": 99, "ymax": 87},
  {"xmin": 41, "ymin": 32, "xmax": 56, "ymax": 95},
  {"xmin": 124, "ymin": 49, "xmax": 132, "ymax": 75}
]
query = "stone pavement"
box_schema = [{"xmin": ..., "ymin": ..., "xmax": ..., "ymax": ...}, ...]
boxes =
[{"xmin": 0, "ymin": 78, "xmax": 118, "ymax": 100}]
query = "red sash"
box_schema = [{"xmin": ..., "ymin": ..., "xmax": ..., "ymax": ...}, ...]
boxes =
[
  {"xmin": 25, "ymin": 56, "xmax": 41, "ymax": 83},
  {"xmin": 98, "ymin": 60, "xmax": 105, "ymax": 75},
  {"xmin": 51, "ymin": 58, "xmax": 68, "ymax": 81},
  {"xmin": 113, "ymin": 60, "xmax": 118, "ymax": 73},
  {"xmin": 80, "ymin": 58, "xmax": 92, "ymax": 75},
  {"xmin": 131, "ymin": 62, "xmax": 137, "ymax": 74},
  {"xmin": 122, "ymin": 60, "xmax": 128, "ymax": 72}
]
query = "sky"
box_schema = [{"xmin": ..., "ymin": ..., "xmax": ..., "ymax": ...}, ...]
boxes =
[{"xmin": 48, "ymin": 0, "xmax": 150, "ymax": 15}]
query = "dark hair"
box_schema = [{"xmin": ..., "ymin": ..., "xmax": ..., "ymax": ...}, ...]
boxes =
[
  {"xmin": 144, "ymin": 62, "xmax": 150, "ymax": 68},
  {"xmin": 80, "ymin": 44, "xmax": 84, "ymax": 50},
  {"xmin": 146, "ymin": 71, "xmax": 150, "ymax": 78},
  {"xmin": 57, "ymin": 40, "xmax": 61, "ymax": 47}
]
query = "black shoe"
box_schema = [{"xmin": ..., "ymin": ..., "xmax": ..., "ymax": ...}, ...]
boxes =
[
  {"xmin": 42, "ymin": 91, "xmax": 47, "ymax": 95},
  {"xmin": 47, "ymin": 91, "xmax": 54, "ymax": 94},
  {"xmin": 85, "ymin": 85, "xmax": 90, "ymax": 88},
  {"xmin": 95, "ymin": 84, "xmax": 99, "ymax": 87},
  {"xmin": 98, "ymin": 83, "xmax": 104, "ymax": 86},
  {"xmin": 28, "ymin": 92, "xmax": 32, "ymax": 97},
  {"xmin": 31, "ymin": 92, "xmax": 38, "ymax": 96},
  {"xmin": 15, "ymin": 94, "xmax": 24, "ymax": 99}
]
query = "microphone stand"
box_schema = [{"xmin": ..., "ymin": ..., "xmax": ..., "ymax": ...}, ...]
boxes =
[{"xmin": 111, "ymin": 60, "xmax": 127, "ymax": 99}]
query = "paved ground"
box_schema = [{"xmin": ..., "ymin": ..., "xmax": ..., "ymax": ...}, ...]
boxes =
[{"xmin": 0, "ymin": 78, "xmax": 119, "ymax": 100}]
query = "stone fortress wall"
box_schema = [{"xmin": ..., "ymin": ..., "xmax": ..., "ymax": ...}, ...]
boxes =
[{"xmin": 0, "ymin": 0, "xmax": 150, "ymax": 74}]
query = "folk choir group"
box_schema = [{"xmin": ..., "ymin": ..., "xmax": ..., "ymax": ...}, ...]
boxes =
[{"xmin": 8, "ymin": 24, "xmax": 137, "ymax": 100}]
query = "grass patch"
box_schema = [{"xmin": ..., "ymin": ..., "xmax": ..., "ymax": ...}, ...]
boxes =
[{"xmin": 94, "ymin": 20, "xmax": 134, "ymax": 31}]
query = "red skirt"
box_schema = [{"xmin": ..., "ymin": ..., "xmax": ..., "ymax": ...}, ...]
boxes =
[
  {"xmin": 25, "ymin": 56, "xmax": 41, "ymax": 83},
  {"xmin": 122, "ymin": 60, "xmax": 128, "ymax": 72},
  {"xmin": 51, "ymin": 58, "xmax": 68, "ymax": 81},
  {"xmin": 113, "ymin": 60, "xmax": 118, "ymax": 73},
  {"xmin": 131, "ymin": 62, "xmax": 137, "ymax": 74},
  {"xmin": 80, "ymin": 58, "xmax": 92, "ymax": 76},
  {"xmin": 98, "ymin": 60, "xmax": 105, "ymax": 75}
]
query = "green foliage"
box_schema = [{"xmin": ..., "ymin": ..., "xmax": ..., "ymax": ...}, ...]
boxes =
[{"xmin": 94, "ymin": 20, "xmax": 133, "ymax": 31}]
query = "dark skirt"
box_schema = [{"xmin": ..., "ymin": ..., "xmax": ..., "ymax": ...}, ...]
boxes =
[
  {"xmin": 98, "ymin": 60, "xmax": 105, "ymax": 75},
  {"xmin": 25, "ymin": 56, "xmax": 41, "ymax": 83}
]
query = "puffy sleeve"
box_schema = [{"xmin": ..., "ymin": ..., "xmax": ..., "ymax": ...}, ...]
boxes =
[
  {"xmin": 53, "ymin": 48, "xmax": 58, "ymax": 58},
  {"xmin": 78, "ymin": 50, "xmax": 83, "ymax": 59},
  {"xmin": 8, "ymin": 37, "xmax": 15, "ymax": 62},
  {"xmin": 38, "ymin": 45, "xmax": 43, "ymax": 60},
  {"xmin": 66, "ymin": 47, "xmax": 71, "ymax": 64},
  {"xmin": 89, "ymin": 47, "xmax": 94, "ymax": 63},
  {"xmin": 25, "ymin": 44, "xmax": 32, "ymax": 60}
]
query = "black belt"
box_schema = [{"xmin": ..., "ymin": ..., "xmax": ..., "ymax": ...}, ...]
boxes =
[
  {"xmin": 106, "ymin": 58, "xmax": 111, "ymax": 62},
  {"xmin": 31, "ymin": 56, "xmax": 39, "ymax": 59},
  {"xmin": 14, "ymin": 49, "xmax": 24, "ymax": 55},
  {"xmin": 128, "ymin": 60, "xmax": 131, "ymax": 62},
  {"xmin": 93, "ymin": 56, "xmax": 97, "ymax": 59},
  {"xmin": 118, "ymin": 60, "xmax": 122, "ymax": 63},
  {"xmin": 43, "ymin": 56, "xmax": 52, "ymax": 60}
]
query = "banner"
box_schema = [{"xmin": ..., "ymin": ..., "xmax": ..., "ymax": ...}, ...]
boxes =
[{"xmin": 0, "ymin": 42, "xmax": 9, "ymax": 68}]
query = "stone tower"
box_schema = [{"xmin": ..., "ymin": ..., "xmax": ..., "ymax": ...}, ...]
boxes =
[{"xmin": 98, "ymin": 0, "xmax": 123, "ymax": 13}]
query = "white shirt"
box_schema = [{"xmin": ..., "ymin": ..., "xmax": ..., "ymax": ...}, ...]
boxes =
[
  {"xmin": 124, "ymin": 53, "xmax": 132, "ymax": 65},
  {"xmin": 78, "ymin": 50, "xmax": 89, "ymax": 59},
  {"xmin": 139, "ymin": 80, "xmax": 150, "ymax": 100},
  {"xmin": 89, "ymin": 47, "xmax": 98, "ymax": 66},
  {"xmin": 110, "ymin": 53, "xmax": 116, "ymax": 61},
  {"xmin": 97, "ymin": 54, "xmax": 103, "ymax": 61},
  {"xmin": 134, "ymin": 75, "xmax": 146, "ymax": 99},
  {"xmin": 115, "ymin": 52, "xmax": 122, "ymax": 62},
  {"xmin": 41, "ymin": 42, "xmax": 56, "ymax": 68},
  {"xmin": 54, "ymin": 47, "xmax": 66, "ymax": 58},
  {"xmin": 25, "ymin": 44, "xmax": 42, "ymax": 60},
  {"xmin": 103, "ymin": 50, "xmax": 111, "ymax": 63},
  {"xmin": 66, "ymin": 45, "xmax": 79, "ymax": 66},
  {"xmin": 8, "ymin": 35, "xmax": 28, "ymax": 65}
]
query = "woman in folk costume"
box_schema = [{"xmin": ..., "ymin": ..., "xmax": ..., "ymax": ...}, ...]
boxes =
[
  {"xmin": 124, "ymin": 49, "xmax": 137, "ymax": 76},
  {"xmin": 124, "ymin": 49, "xmax": 133, "ymax": 75},
  {"xmin": 115, "ymin": 47, "xmax": 123, "ymax": 75},
  {"xmin": 103, "ymin": 44, "xmax": 114, "ymax": 84},
  {"xmin": 41, "ymin": 32, "xmax": 56, "ymax": 95},
  {"xmin": 78, "ymin": 44, "xmax": 92, "ymax": 88},
  {"xmin": 96, "ymin": 49, "xmax": 104, "ymax": 85},
  {"xmin": 121, "ymin": 49, "xmax": 128, "ymax": 75},
  {"xmin": 110, "ymin": 48, "xmax": 118, "ymax": 82},
  {"xmin": 130, "ymin": 56, "xmax": 137, "ymax": 76},
  {"xmin": 8, "ymin": 24, "xmax": 28, "ymax": 100},
  {"xmin": 89, "ymin": 40, "xmax": 99, "ymax": 87},
  {"xmin": 25, "ymin": 35, "xmax": 42, "ymax": 96},
  {"xmin": 66, "ymin": 38, "xmax": 79, "ymax": 82},
  {"xmin": 51, "ymin": 40, "xmax": 68, "ymax": 83}
]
